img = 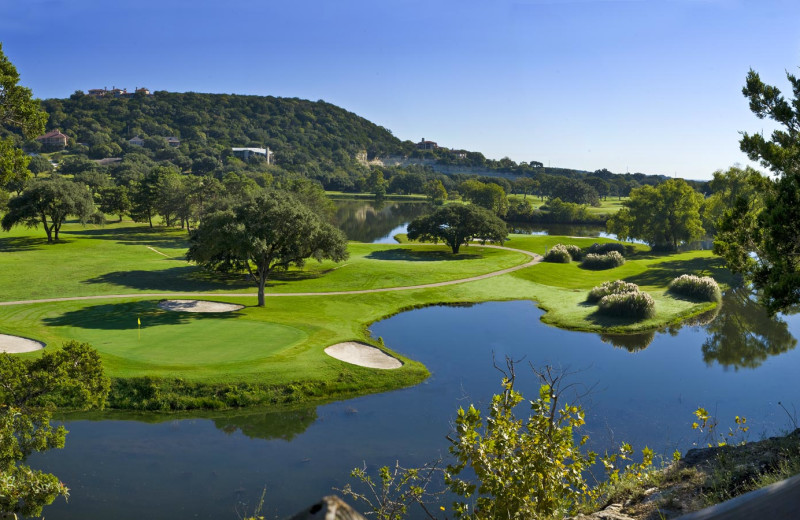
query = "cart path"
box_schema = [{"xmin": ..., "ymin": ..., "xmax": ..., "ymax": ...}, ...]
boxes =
[{"xmin": 0, "ymin": 244, "xmax": 541, "ymax": 307}]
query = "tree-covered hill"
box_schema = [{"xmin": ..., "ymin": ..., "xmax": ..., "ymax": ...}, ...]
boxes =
[{"xmin": 34, "ymin": 91, "xmax": 411, "ymax": 175}]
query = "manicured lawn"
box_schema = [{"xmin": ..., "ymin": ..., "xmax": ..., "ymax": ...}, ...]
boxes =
[
  {"xmin": 0, "ymin": 221, "xmax": 729, "ymax": 408},
  {"xmin": 0, "ymin": 220, "xmax": 527, "ymax": 301}
]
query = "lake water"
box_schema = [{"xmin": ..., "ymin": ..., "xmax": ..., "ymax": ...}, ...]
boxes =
[{"xmin": 29, "ymin": 287, "xmax": 800, "ymax": 520}]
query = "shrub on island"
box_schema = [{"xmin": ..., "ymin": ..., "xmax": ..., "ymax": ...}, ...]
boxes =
[
  {"xmin": 587, "ymin": 280, "xmax": 640, "ymax": 303},
  {"xmin": 544, "ymin": 244, "xmax": 572, "ymax": 263},
  {"xmin": 668, "ymin": 274, "xmax": 722, "ymax": 302},
  {"xmin": 598, "ymin": 291, "xmax": 656, "ymax": 319},
  {"xmin": 587, "ymin": 242, "xmax": 626, "ymax": 255},
  {"xmin": 581, "ymin": 251, "xmax": 625, "ymax": 270}
]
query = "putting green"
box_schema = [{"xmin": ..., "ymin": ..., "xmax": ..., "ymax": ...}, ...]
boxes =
[{"xmin": 35, "ymin": 300, "xmax": 307, "ymax": 368}]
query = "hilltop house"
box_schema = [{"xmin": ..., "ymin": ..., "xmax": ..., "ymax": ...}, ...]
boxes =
[
  {"xmin": 128, "ymin": 136, "xmax": 145, "ymax": 147},
  {"xmin": 166, "ymin": 137, "xmax": 181, "ymax": 147},
  {"xmin": 232, "ymin": 147, "xmax": 273, "ymax": 164},
  {"xmin": 35, "ymin": 129, "xmax": 68, "ymax": 148},
  {"xmin": 416, "ymin": 137, "xmax": 438, "ymax": 150}
]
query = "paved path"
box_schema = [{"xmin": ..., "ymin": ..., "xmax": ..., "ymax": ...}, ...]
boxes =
[{"xmin": 0, "ymin": 245, "xmax": 541, "ymax": 307}]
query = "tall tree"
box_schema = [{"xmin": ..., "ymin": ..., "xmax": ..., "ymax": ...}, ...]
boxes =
[
  {"xmin": 0, "ymin": 43, "xmax": 47, "ymax": 189},
  {"xmin": 407, "ymin": 204, "xmax": 508, "ymax": 254},
  {"xmin": 1, "ymin": 341, "xmax": 109, "ymax": 518},
  {"xmin": 1, "ymin": 178, "xmax": 95, "ymax": 242},
  {"xmin": 187, "ymin": 190, "xmax": 349, "ymax": 306},
  {"xmin": 607, "ymin": 179, "xmax": 704, "ymax": 250},
  {"xmin": 716, "ymin": 66, "xmax": 800, "ymax": 313}
]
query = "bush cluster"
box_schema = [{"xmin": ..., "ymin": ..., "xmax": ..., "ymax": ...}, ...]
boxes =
[
  {"xmin": 668, "ymin": 274, "xmax": 722, "ymax": 302},
  {"xmin": 587, "ymin": 280, "xmax": 640, "ymax": 303},
  {"xmin": 587, "ymin": 242, "xmax": 626, "ymax": 255},
  {"xmin": 598, "ymin": 291, "xmax": 656, "ymax": 319},
  {"xmin": 581, "ymin": 251, "xmax": 625, "ymax": 270},
  {"xmin": 544, "ymin": 243, "xmax": 572, "ymax": 263}
]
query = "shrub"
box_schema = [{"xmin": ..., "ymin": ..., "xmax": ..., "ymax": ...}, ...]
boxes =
[
  {"xmin": 587, "ymin": 242, "xmax": 626, "ymax": 255},
  {"xmin": 587, "ymin": 280, "xmax": 640, "ymax": 303},
  {"xmin": 581, "ymin": 251, "xmax": 625, "ymax": 270},
  {"xmin": 565, "ymin": 244, "xmax": 583, "ymax": 260},
  {"xmin": 668, "ymin": 274, "xmax": 722, "ymax": 302},
  {"xmin": 544, "ymin": 243, "xmax": 571, "ymax": 263},
  {"xmin": 598, "ymin": 291, "xmax": 656, "ymax": 319}
]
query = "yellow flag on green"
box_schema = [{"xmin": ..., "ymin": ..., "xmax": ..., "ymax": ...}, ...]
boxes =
[{"xmin": 137, "ymin": 317, "xmax": 141, "ymax": 327}]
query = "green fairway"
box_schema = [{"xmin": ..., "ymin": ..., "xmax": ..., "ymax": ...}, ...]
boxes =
[
  {"xmin": 0, "ymin": 220, "xmax": 727, "ymax": 409},
  {"xmin": 0, "ymin": 221, "xmax": 527, "ymax": 301}
]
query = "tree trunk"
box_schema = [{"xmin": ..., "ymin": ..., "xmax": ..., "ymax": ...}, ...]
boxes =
[
  {"xmin": 451, "ymin": 243, "xmax": 461, "ymax": 254},
  {"xmin": 257, "ymin": 276, "xmax": 266, "ymax": 307}
]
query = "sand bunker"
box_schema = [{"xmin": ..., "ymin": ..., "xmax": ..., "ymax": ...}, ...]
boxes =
[
  {"xmin": 0, "ymin": 334, "xmax": 45, "ymax": 354},
  {"xmin": 158, "ymin": 299, "xmax": 244, "ymax": 313},
  {"xmin": 324, "ymin": 342, "xmax": 402, "ymax": 369}
]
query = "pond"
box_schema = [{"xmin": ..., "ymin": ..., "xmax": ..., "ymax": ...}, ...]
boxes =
[
  {"xmin": 333, "ymin": 200, "xmax": 430, "ymax": 243},
  {"xmin": 333, "ymin": 200, "xmax": 620, "ymax": 243},
  {"xmin": 29, "ymin": 288, "xmax": 800, "ymax": 520}
]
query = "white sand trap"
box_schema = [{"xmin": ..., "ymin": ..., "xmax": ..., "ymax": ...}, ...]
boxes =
[
  {"xmin": 158, "ymin": 299, "xmax": 244, "ymax": 313},
  {"xmin": 0, "ymin": 334, "xmax": 45, "ymax": 354},
  {"xmin": 324, "ymin": 342, "xmax": 403, "ymax": 369}
]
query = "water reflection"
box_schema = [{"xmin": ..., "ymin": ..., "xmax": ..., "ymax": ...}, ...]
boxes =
[
  {"xmin": 599, "ymin": 331, "xmax": 656, "ymax": 352},
  {"xmin": 701, "ymin": 287, "xmax": 797, "ymax": 370},
  {"xmin": 334, "ymin": 201, "xmax": 430, "ymax": 243}
]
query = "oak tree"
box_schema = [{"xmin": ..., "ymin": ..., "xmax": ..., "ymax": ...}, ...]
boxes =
[
  {"xmin": 407, "ymin": 204, "xmax": 508, "ymax": 254},
  {"xmin": 187, "ymin": 190, "xmax": 349, "ymax": 306}
]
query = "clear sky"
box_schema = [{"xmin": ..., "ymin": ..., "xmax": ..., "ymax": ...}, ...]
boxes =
[{"xmin": 2, "ymin": 0, "xmax": 799, "ymax": 179}]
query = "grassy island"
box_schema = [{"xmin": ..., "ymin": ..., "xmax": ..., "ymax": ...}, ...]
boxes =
[{"xmin": 0, "ymin": 221, "xmax": 727, "ymax": 410}]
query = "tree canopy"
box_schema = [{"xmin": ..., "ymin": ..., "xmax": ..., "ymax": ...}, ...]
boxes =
[
  {"xmin": 187, "ymin": 190, "xmax": 349, "ymax": 306},
  {"xmin": 406, "ymin": 203, "xmax": 508, "ymax": 254},
  {"xmin": 714, "ymin": 66, "xmax": 800, "ymax": 314},
  {"xmin": 1, "ymin": 341, "xmax": 109, "ymax": 518},
  {"xmin": 0, "ymin": 43, "xmax": 47, "ymax": 189},
  {"xmin": 1, "ymin": 177, "xmax": 95, "ymax": 242},
  {"xmin": 606, "ymin": 179, "xmax": 704, "ymax": 251}
]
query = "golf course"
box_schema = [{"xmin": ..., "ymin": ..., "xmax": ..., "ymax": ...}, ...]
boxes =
[{"xmin": 0, "ymin": 220, "xmax": 726, "ymax": 410}]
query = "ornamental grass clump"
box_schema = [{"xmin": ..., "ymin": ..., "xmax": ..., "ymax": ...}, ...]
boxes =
[
  {"xmin": 565, "ymin": 244, "xmax": 583, "ymax": 261},
  {"xmin": 544, "ymin": 243, "xmax": 572, "ymax": 263},
  {"xmin": 581, "ymin": 251, "xmax": 625, "ymax": 270},
  {"xmin": 598, "ymin": 291, "xmax": 656, "ymax": 319},
  {"xmin": 587, "ymin": 280, "xmax": 640, "ymax": 303},
  {"xmin": 587, "ymin": 242, "xmax": 626, "ymax": 255},
  {"xmin": 668, "ymin": 274, "xmax": 722, "ymax": 302}
]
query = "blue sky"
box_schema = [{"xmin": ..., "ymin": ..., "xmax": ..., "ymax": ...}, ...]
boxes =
[{"xmin": 2, "ymin": 0, "xmax": 799, "ymax": 179}]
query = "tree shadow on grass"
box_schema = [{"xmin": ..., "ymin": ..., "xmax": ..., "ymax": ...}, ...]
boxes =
[
  {"xmin": 82, "ymin": 266, "xmax": 252, "ymax": 292},
  {"xmin": 625, "ymin": 256, "xmax": 731, "ymax": 287},
  {"xmin": 0, "ymin": 236, "xmax": 53, "ymax": 252},
  {"xmin": 62, "ymin": 226, "xmax": 190, "ymax": 249},
  {"xmin": 43, "ymin": 300, "xmax": 241, "ymax": 330},
  {"xmin": 366, "ymin": 248, "xmax": 480, "ymax": 261}
]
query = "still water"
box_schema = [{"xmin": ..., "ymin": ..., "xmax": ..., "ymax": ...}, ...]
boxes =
[{"xmin": 30, "ymin": 288, "xmax": 800, "ymax": 520}]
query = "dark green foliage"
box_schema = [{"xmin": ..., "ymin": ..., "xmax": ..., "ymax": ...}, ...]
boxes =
[
  {"xmin": 717, "ymin": 65, "xmax": 800, "ymax": 314},
  {"xmin": 607, "ymin": 179, "xmax": 704, "ymax": 250},
  {"xmin": 406, "ymin": 204, "xmax": 508, "ymax": 254},
  {"xmin": 668, "ymin": 274, "xmax": 722, "ymax": 302},
  {"xmin": 581, "ymin": 251, "xmax": 625, "ymax": 270},
  {"xmin": 0, "ymin": 341, "xmax": 109, "ymax": 518},
  {"xmin": 1, "ymin": 177, "xmax": 95, "ymax": 242},
  {"xmin": 587, "ymin": 242, "xmax": 626, "ymax": 255},
  {"xmin": 543, "ymin": 244, "xmax": 571, "ymax": 263},
  {"xmin": 36, "ymin": 91, "xmax": 410, "ymax": 185},
  {"xmin": 587, "ymin": 280, "xmax": 640, "ymax": 303},
  {"xmin": 187, "ymin": 190, "xmax": 349, "ymax": 306},
  {"xmin": 597, "ymin": 291, "xmax": 656, "ymax": 319}
]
